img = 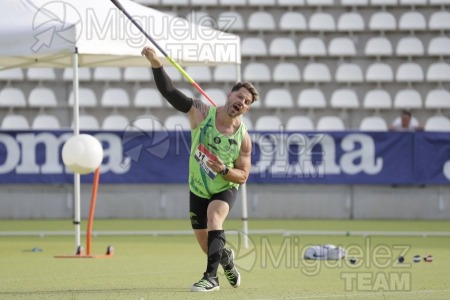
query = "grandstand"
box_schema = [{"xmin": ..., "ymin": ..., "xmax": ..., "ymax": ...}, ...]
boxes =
[{"xmin": 0, "ymin": 0, "xmax": 449, "ymax": 220}]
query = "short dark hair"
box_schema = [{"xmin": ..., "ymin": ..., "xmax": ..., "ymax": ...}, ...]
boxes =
[
  {"xmin": 231, "ymin": 81, "xmax": 259, "ymax": 103},
  {"xmin": 401, "ymin": 110, "xmax": 412, "ymax": 118}
]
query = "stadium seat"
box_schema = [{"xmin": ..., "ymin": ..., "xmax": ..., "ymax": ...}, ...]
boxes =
[
  {"xmin": 26, "ymin": 68, "xmax": 56, "ymax": 81},
  {"xmin": 213, "ymin": 65, "xmax": 237, "ymax": 82},
  {"xmin": 278, "ymin": 0, "xmax": 306, "ymax": 5},
  {"xmin": 77, "ymin": 115, "xmax": 100, "ymax": 130},
  {"xmin": 63, "ymin": 68, "xmax": 91, "ymax": 82},
  {"xmin": 341, "ymin": 0, "xmax": 369, "ymax": 5},
  {"xmin": 303, "ymin": 63, "xmax": 332, "ymax": 83},
  {"xmin": 299, "ymin": 37, "xmax": 327, "ymax": 57},
  {"xmin": 429, "ymin": 0, "xmax": 450, "ymax": 4},
  {"xmin": 316, "ymin": 116, "xmax": 345, "ymax": 131},
  {"xmin": 398, "ymin": 11, "xmax": 426, "ymax": 31},
  {"xmin": 428, "ymin": 36, "xmax": 450, "ymax": 56},
  {"xmin": 335, "ymin": 63, "xmax": 364, "ymax": 83},
  {"xmin": 396, "ymin": 62, "xmax": 424, "ymax": 82},
  {"xmin": 241, "ymin": 116, "xmax": 253, "ymax": 130},
  {"xmin": 424, "ymin": 115, "xmax": 450, "ymax": 131},
  {"xmin": 429, "ymin": 11, "xmax": 450, "ymax": 31},
  {"xmin": 243, "ymin": 62, "xmax": 271, "ymax": 82},
  {"xmin": 306, "ymin": 0, "xmax": 334, "ymax": 6},
  {"xmin": 399, "ymin": 0, "xmax": 427, "ymax": 5},
  {"xmin": 426, "ymin": 62, "xmax": 450, "ymax": 82},
  {"xmin": 101, "ymin": 88, "xmax": 130, "ymax": 108},
  {"xmin": 396, "ymin": 36, "xmax": 424, "ymax": 57},
  {"xmin": 337, "ymin": 12, "xmax": 365, "ymax": 32},
  {"xmin": 68, "ymin": 88, "xmax": 97, "ymax": 107},
  {"xmin": 273, "ymin": 62, "xmax": 301, "ymax": 83},
  {"xmin": 368, "ymin": 12, "xmax": 396, "ymax": 31},
  {"xmin": 203, "ymin": 89, "xmax": 227, "ymax": 107},
  {"xmin": 247, "ymin": 11, "xmax": 276, "ymax": 31},
  {"xmin": 254, "ymin": 115, "xmax": 283, "ymax": 131},
  {"xmin": 364, "ymin": 37, "xmax": 393, "ymax": 57},
  {"xmin": 178, "ymin": 88, "xmax": 195, "ymax": 100},
  {"xmin": 1, "ymin": 114, "xmax": 30, "ymax": 130},
  {"xmin": 366, "ymin": 62, "xmax": 394, "ymax": 82},
  {"xmin": 370, "ymin": 0, "xmax": 397, "ymax": 6},
  {"xmin": 286, "ymin": 116, "xmax": 315, "ymax": 131},
  {"xmin": 28, "ymin": 87, "xmax": 58, "ymax": 108},
  {"xmin": 218, "ymin": 11, "xmax": 245, "ymax": 31},
  {"xmin": 363, "ymin": 89, "xmax": 392, "ymax": 110},
  {"xmin": 0, "ymin": 68, "xmax": 24, "ymax": 81},
  {"xmin": 241, "ymin": 37, "xmax": 268, "ymax": 57},
  {"xmin": 134, "ymin": 88, "xmax": 164, "ymax": 108},
  {"xmin": 131, "ymin": 115, "xmax": 163, "ymax": 131},
  {"xmin": 265, "ymin": 89, "xmax": 294, "ymax": 108},
  {"xmin": 394, "ymin": 89, "xmax": 422, "ymax": 109},
  {"xmin": 328, "ymin": 37, "xmax": 356, "ymax": 57},
  {"xmin": 102, "ymin": 114, "xmax": 130, "ymax": 130},
  {"xmin": 308, "ymin": 12, "xmax": 336, "ymax": 31},
  {"xmin": 123, "ymin": 67, "xmax": 152, "ymax": 82},
  {"xmin": 164, "ymin": 66, "xmax": 182, "ymax": 81},
  {"xmin": 425, "ymin": 89, "xmax": 450, "ymax": 110},
  {"xmin": 93, "ymin": 67, "xmax": 122, "ymax": 82},
  {"xmin": 164, "ymin": 115, "xmax": 191, "ymax": 130},
  {"xmin": 219, "ymin": 0, "xmax": 247, "ymax": 6},
  {"xmin": 330, "ymin": 89, "xmax": 359, "ymax": 109},
  {"xmin": 32, "ymin": 114, "xmax": 60, "ymax": 130},
  {"xmin": 359, "ymin": 116, "xmax": 388, "ymax": 131},
  {"xmin": 248, "ymin": 0, "xmax": 276, "ymax": 5},
  {"xmin": 185, "ymin": 66, "xmax": 212, "ymax": 82},
  {"xmin": 0, "ymin": 87, "xmax": 27, "ymax": 108},
  {"xmin": 279, "ymin": 12, "xmax": 307, "ymax": 31},
  {"xmin": 186, "ymin": 11, "xmax": 213, "ymax": 27},
  {"xmin": 297, "ymin": 89, "xmax": 327, "ymax": 109},
  {"xmin": 269, "ymin": 38, "xmax": 297, "ymax": 57}
]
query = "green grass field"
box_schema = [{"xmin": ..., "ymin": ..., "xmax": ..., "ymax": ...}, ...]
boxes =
[{"xmin": 1, "ymin": 219, "xmax": 449, "ymax": 299}]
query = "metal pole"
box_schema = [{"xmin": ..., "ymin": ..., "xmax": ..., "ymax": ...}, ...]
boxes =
[{"xmin": 72, "ymin": 49, "xmax": 81, "ymax": 250}]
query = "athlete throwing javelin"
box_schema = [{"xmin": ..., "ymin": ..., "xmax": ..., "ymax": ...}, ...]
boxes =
[{"xmin": 141, "ymin": 47, "xmax": 259, "ymax": 292}]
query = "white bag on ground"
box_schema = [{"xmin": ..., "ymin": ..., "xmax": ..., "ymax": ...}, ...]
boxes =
[{"xmin": 304, "ymin": 244, "xmax": 346, "ymax": 260}]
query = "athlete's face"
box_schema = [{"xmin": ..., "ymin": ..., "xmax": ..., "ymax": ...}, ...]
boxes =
[{"xmin": 226, "ymin": 87, "xmax": 253, "ymax": 117}]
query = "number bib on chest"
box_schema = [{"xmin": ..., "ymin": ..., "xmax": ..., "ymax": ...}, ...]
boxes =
[{"xmin": 194, "ymin": 144, "xmax": 218, "ymax": 180}]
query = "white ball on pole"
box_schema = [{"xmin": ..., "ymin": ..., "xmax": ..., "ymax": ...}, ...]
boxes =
[{"xmin": 62, "ymin": 134, "xmax": 103, "ymax": 175}]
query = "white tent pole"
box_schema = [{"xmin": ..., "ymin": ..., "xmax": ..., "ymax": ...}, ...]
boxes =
[
  {"xmin": 72, "ymin": 49, "xmax": 81, "ymax": 251},
  {"xmin": 236, "ymin": 63, "xmax": 249, "ymax": 249}
]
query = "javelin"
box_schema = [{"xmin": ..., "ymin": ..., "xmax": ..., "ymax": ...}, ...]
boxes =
[{"xmin": 110, "ymin": 0, "xmax": 218, "ymax": 108}]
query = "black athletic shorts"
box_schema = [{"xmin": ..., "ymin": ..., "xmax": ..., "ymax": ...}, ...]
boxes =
[{"xmin": 189, "ymin": 188, "xmax": 238, "ymax": 230}]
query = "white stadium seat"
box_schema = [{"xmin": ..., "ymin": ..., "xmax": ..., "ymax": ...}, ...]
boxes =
[
  {"xmin": 218, "ymin": 11, "xmax": 245, "ymax": 31},
  {"xmin": 27, "ymin": 68, "xmax": 56, "ymax": 81},
  {"xmin": 0, "ymin": 87, "xmax": 27, "ymax": 108},
  {"xmin": 428, "ymin": 36, "xmax": 450, "ymax": 56},
  {"xmin": 363, "ymin": 89, "xmax": 392, "ymax": 110},
  {"xmin": 369, "ymin": 12, "xmax": 396, "ymax": 31},
  {"xmin": 425, "ymin": 89, "xmax": 450, "ymax": 110},
  {"xmin": 164, "ymin": 115, "xmax": 191, "ymax": 131},
  {"xmin": 286, "ymin": 116, "xmax": 315, "ymax": 131},
  {"xmin": 396, "ymin": 36, "xmax": 424, "ymax": 57},
  {"xmin": 396, "ymin": 62, "xmax": 424, "ymax": 82},
  {"xmin": 186, "ymin": 11, "xmax": 213, "ymax": 27},
  {"xmin": 306, "ymin": 0, "xmax": 334, "ymax": 6},
  {"xmin": 278, "ymin": 0, "xmax": 306, "ymax": 4},
  {"xmin": 63, "ymin": 68, "xmax": 91, "ymax": 82},
  {"xmin": 203, "ymin": 89, "xmax": 227, "ymax": 107},
  {"xmin": 429, "ymin": 11, "xmax": 450, "ymax": 31},
  {"xmin": 164, "ymin": 66, "xmax": 182, "ymax": 81},
  {"xmin": 273, "ymin": 62, "xmax": 301, "ymax": 83},
  {"xmin": 191, "ymin": 0, "xmax": 219, "ymax": 5},
  {"xmin": 265, "ymin": 89, "xmax": 294, "ymax": 108},
  {"xmin": 394, "ymin": 89, "xmax": 422, "ymax": 109},
  {"xmin": 279, "ymin": 12, "xmax": 307, "ymax": 31},
  {"xmin": 219, "ymin": 0, "xmax": 247, "ymax": 5},
  {"xmin": 429, "ymin": 0, "xmax": 450, "ymax": 4},
  {"xmin": 335, "ymin": 63, "xmax": 364, "ymax": 83},
  {"xmin": 399, "ymin": 0, "xmax": 427, "ymax": 5},
  {"xmin": 366, "ymin": 62, "xmax": 394, "ymax": 83},
  {"xmin": 328, "ymin": 37, "xmax": 356, "ymax": 57},
  {"xmin": 247, "ymin": 11, "xmax": 276, "ymax": 31},
  {"xmin": 213, "ymin": 65, "xmax": 237, "ymax": 82},
  {"xmin": 316, "ymin": 116, "xmax": 345, "ymax": 131},
  {"xmin": 248, "ymin": 0, "xmax": 276, "ymax": 5},
  {"xmin": 269, "ymin": 38, "xmax": 297, "ymax": 57},
  {"xmin": 93, "ymin": 67, "xmax": 121, "ymax": 82},
  {"xmin": 243, "ymin": 62, "xmax": 271, "ymax": 82},
  {"xmin": 298, "ymin": 89, "xmax": 327, "ymax": 108},
  {"xmin": 32, "ymin": 114, "xmax": 60, "ymax": 130},
  {"xmin": 359, "ymin": 116, "xmax": 388, "ymax": 131},
  {"xmin": 330, "ymin": 89, "xmax": 359, "ymax": 109},
  {"xmin": 425, "ymin": 116, "xmax": 450, "ymax": 131},
  {"xmin": 241, "ymin": 116, "xmax": 253, "ymax": 130},
  {"xmin": 28, "ymin": 87, "xmax": 58, "ymax": 108},
  {"xmin": 0, "ymin": 68, "xmax": 24, "ymax": 81},
  {"xmin": 370, "ymin": 0, "xmax": 397, "ymax": 5},
  {"xmin": 77, "ymin": 115, "xmax": 100, "ymax": 130},
  {"xmin": 1, "ymin": 114, "xmax": 30, "ymax": 130},
  {"xmin": 364, "ymin": 37, "xmax": 393, "ymax": 57},
  {"xmin": 123, "ymin": 67, "xmax": 152, "ymax": 82},
  {"xmin": 303, "ymin": 63, "xmax": 332, "ymax": 83},
  {"xmin": 255, "ymin": 115, "xmax": 283, "ymax": 131},
  {"xmin": 102, "ymin": 114, "xmax": 130, "ymax": 130},
  {"xmin": 308, "ymin": 12, "xmax": 336, "ymax": 31},
  {"xmin": 68, "ymin": 88, "xmax": 97, "ymax": 107},
  {"xmin": 101, "ymin": 88, "xmax": 130, "ymax": 107},
  {"xmin": 185, "ymin": 66, "xmax": 212, "ymax": 82},
  {"xmin": 131, "ymin": 115, "xmax": 163, "ymax": 131},
  {"xmin": 398, "ymin": 11, "xmax": 426, "ymax": 31},
  {"xmin": 426, "ymin": 62, "xmax": 450, "ymax": 82},
  {"xmin": 341, "ymin": 0, "xmax": 369, "ymax": 5},
  {"xmin": 134, "ymin": 88, "xmax": 164, "ymax": 108},
  {"xmin": 299, "ymin": 37, "xmax": 327, "ymax": 57},
  {"xmin": 337, "ymin": 12, "xmax": 365, "ymax": 32},
  {"xmin": 241, "ymin": 37, "xmax": 268, "ymax": 57}
]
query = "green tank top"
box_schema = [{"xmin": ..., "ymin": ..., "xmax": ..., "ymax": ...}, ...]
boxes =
[{"xmin": 189, "ymin": 107, "xmax": 247, "ymax": 198}]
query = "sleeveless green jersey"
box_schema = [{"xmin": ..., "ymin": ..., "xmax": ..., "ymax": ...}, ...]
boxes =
[{"xmin": 189, "ymin": 107, "xmax": 247, "ymax": 198}]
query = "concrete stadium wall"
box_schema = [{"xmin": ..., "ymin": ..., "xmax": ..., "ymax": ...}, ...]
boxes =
[{"xmin": 0, "ymin": 184, "xmax": 449, "ymax": 220}]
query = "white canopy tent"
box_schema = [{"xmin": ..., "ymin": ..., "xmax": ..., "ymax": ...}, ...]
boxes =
[{"xmin": 0, "ymin": 0, "xmax": 248, "ymax": 250}]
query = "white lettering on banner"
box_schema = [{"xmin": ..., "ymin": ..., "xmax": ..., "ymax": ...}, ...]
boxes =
[
  {"xmin": 250, "ymin": 133, "xmax": 383, "ymax": 177},
  {"xmin": 0, "ymin": 133, "xmax": 128, "ymax": 175}
]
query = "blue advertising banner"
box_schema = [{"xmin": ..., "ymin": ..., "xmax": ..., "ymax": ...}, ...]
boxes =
[{"xmin": 0, "ymin": 130, "xmax": 449, "ymax": 185}]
